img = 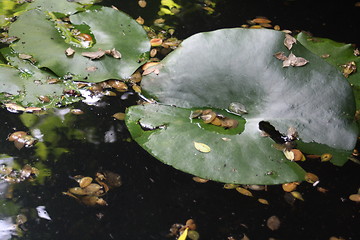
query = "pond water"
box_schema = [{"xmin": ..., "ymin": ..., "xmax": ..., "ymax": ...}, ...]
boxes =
[{"xmin": 1, "ymin": 0, "xmax": 360, "ymax": 240}]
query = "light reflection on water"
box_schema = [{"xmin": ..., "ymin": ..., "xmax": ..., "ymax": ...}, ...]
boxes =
[{"xmin": 0, "ymin": 217, "xmax": 16, "ymax": 240}]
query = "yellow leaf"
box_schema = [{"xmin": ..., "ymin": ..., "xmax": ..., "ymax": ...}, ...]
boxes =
[
  {"xmin": 236, "ymin": 187, "xmax": 253, "ymax": 197},
  {"xmin": 258, "ymin": 198, "xmax": 269, "ymax": 205},
  {"xmin": 178, "ymin": 227, "xmax": 188, "ymax": 240},
  {"xmin": 283, "ymin": 150, "xmax": 294, "ymax": 161},
  {"xmin": 193, "ymin": 141, "xmax": 211, "ymax": 153},
  {"xmin": 291, "ymin": 191, "xmax": 304, "ymax": 201}
]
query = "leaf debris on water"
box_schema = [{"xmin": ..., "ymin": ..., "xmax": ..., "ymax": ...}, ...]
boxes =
[
  {"xmin": 193, "ymin": 141, "xmax": 211, "ymax": 153},
  {"xmin": 236, "ymin": 187, "xmax": 253, "ymax": 197}
]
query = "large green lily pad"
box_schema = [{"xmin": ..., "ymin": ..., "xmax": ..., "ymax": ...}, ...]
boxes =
[
  {"xmin": 8, "ymin": 6, "xmax": 150, "ymax": 82},
  {"xmin": 126, "ymin": 28, "xmax": 358, "ymax": 184}
]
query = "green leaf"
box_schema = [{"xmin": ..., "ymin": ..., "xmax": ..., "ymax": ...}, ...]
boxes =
[
  {"xmin": 8, "ymin": 6, "xmax": 150, "ymax": 83},
  {"xmin": 296, "ymin": 31, "xmax": 360, "ymax": 86},
  {"xmin": 24, "ymin": 0, "xmax": 85, "ymax": 15},
  {"xmin": 126, "ymin": 28, "xmax": 358, "ymax": 184},
  {"xmin": 0, "ymin": 48, "xmax": 82, "ymax": 107},
  {"xmin": 126, "ymin": 104, "xmax": 306, "ymax": 184},
  {"xmin": 296, "ymin": 32, "xmax": 360, "ymax": 110}
]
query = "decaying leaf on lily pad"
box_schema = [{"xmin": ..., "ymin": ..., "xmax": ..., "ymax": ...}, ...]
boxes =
[
  {"xmin": 341, "ymin": 61, "xmax": 356, "ymax": 78},
  {"xmin": 275, "ymin": 52, "xmax": 309, "ymax": 67},
  {"xmin": 65, "ymin": 47, "xmax": 75, "ymax": 56},
  {"xmin": 81, "ymin": 49, "xmax": 106, "ymax": 60},
  {"xmin": 284, "ymin": 33, "xmax": 297, "ymax": 50}
]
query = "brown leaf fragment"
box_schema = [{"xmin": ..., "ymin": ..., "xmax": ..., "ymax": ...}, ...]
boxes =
[
  {"xmin": 341, "ymin": 61, "xmax": 356, "ymax": 78},
  {"xmin": 282, "ymin": 53, "xmax": 309, "ymax": 67},
  {"xmin": 82, "ymin": 49, "xmax": 106, "ymax": 60},
  {"xmin": 354, "ymin": 48, "xmax": 360, "ymax": 56},
  {"xmin": 267, "ymin": 215, "xmax": 281, "ymax": 231},
  {"xmin": 19, "ymin": 53, "xmax": 32, "ymax": 60},
  {"xmin": 65, "ymin": 47, "xmax": 75, "ymax": 56},
  {"xmin": 274, "ymin": 52, "xmax": 287, "ymax": 61},
  {"xmin": 85, "ymin": 66, "xmax": 98, "ymax": 72},
  {"xmin": 136, "ymin": 16, "xmax": 144, "ymax": 25},
  {"xmin": 138, "ymin": 0, "xmax": 147, "ymax": 8},
  {"xmin": 105, "ymin": 48, "xmax": 121, "ymax": 59},
  {"xmin": 284, "ymin": 33, "xmax": 296, "ymax": 50}
]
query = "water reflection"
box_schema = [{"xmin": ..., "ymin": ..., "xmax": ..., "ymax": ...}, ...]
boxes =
[{"xmin": 0, "ymin": 217, "xmax": 16, "ymax": 240}]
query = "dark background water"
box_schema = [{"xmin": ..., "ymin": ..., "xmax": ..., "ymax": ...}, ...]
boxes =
[{"xmin": 1, "ymin": 0, "xmax": 360, "ymax": 240}]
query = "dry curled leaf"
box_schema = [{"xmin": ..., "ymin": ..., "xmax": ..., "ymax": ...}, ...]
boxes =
[
  {"xmin": 252, "ymin": 17, "xmax": 271, "ymax": 24},
  {"xmin": 105, "ymin": 48, "xmax": 121, "ymax": 59},
  {"xmin": 82, "ymin": 49, "xmax": 106, "ymax": 60},
  {"xmin": 65, "ymin": 47, "xmax": 75, "ymax": 56},
  {"xmin": 274, "ymin": 51, "xmax": 287, "ymax": 61},
  {"xmin": 19, "ymin": 53, "xmax": 32, "ymax": 60},
  {"xmin": 136, "ymin": 16, "xmax": 144, "ymax": 25},
  {"xmin": 193, "ymin": 141, "xmax": 211, "ymax": 153},
  {"xmin": 284, "ymin": 33, "xmax": 297, "ymax": 50},
  {"xmin": 282, "ymin": 53, "xmax": 309, "ymax": 67},
  {"xmin": 85, "ymin": 66, "xmax": 98, "ymax": 72},
  {"xmin": 341, "ymin": 61, "xmax": 356, "ymax": 78}
]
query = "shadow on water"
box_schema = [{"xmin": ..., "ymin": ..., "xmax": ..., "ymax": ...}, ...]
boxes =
[{"xmin": 1, "ymin": 0, "xmax": 360, "ymax": 240}]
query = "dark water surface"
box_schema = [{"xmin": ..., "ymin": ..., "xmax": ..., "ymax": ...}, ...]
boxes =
[{"xmin": 1, "ymin": 0, "xmax": 360, "ymax": 240}]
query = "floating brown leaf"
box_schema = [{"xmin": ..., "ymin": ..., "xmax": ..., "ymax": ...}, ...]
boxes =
[{"xmin": 236, "ymin": 187, "xmax": 253, "ymax": 197}]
